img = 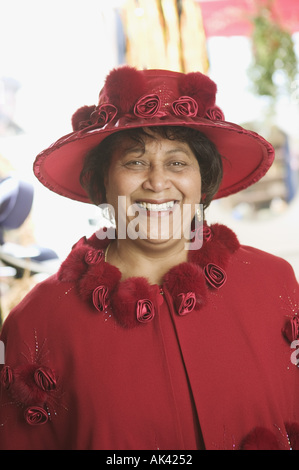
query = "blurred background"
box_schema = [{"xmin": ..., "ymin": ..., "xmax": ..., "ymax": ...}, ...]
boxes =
[{"xmin": 0, "ymin": 0, "xmax": 298, "ymax": 322}]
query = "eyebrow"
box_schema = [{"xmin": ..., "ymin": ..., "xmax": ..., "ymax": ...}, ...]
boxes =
[
  {"xmin": 164, "ymin": 147, "xmax": 194, "ymax": 159},
  {"xmin": 120, "ymin": 145, "xmax": 145, "ymax": 157},
  {"xmin": 119, "ymin": 143, "xmax": 193, "ymax": 159},
  {"xmin": 165, "ymin": 147, "xmax": 191, "ymax": 154}
]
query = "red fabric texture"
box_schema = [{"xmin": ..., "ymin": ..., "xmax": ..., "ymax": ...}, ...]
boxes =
[{"xmin": 0, "ymin": 225, "xmax": 299, "ymax": 450}]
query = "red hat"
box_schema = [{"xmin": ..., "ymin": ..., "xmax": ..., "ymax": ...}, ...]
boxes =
[{"xmin": 33, "ymin": 66, "xmax": 274, "ymax": 203}]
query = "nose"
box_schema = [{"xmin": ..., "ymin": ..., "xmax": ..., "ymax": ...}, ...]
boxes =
[{"xmin": 142, "ymin": 165, "xmax": 172, "ymax": 192}]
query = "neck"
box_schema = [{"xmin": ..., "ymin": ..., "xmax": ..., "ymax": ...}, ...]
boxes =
[{"xmin": 107, "ymin": 237, "xmax": 189, "ymax": 285}]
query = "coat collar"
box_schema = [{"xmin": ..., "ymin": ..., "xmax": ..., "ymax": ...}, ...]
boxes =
[{"xmin": 58, "ymin": 223, "xmax": 240, "ymax": 328}]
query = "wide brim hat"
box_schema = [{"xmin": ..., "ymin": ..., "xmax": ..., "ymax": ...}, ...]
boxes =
[{"xmin": 33, "ymin": 67, "xmax": 274, "ymax": 203}]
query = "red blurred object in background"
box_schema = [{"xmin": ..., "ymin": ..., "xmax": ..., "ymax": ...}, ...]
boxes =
[{"xmin": 198, "ymin": 0, "xmax": 299, "ymax": 37}]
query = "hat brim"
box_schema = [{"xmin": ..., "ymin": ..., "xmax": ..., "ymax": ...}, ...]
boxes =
[{"xmin": 33, "ymin": 115, "xmax": 274, "ymax": 204}]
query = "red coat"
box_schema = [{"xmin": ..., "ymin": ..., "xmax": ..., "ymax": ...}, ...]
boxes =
[{"xmin": 1, "ymin": 224, "xmax": 299, "ymax": 450}]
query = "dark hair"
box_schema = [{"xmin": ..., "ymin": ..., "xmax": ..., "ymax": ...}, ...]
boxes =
[{"xmin": 80, "ymin": 126, "xmax": 223, "ymax": 210}]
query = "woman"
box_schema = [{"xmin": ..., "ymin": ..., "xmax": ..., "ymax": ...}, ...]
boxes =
[{"xmin": 0, "ymin": 67, "xmax": 298, "ymax": 450}]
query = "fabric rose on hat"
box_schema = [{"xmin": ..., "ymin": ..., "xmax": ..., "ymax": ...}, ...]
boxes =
[
  {"xmin": 90, "ymin": 104, "xmax": 118, "ymax": 127},
  {"xmin": 205, "ymin": 106, "xmax": 225, "ymax": 121},
  {"xmin": 134, "ymin": 94, "xmax": 166, "ymax": 118},
  {"xmin": 172, "ymin": 96, "xmax": 198, "ymax": 117}
]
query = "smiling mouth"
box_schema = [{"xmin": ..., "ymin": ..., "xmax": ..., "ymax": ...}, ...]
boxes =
[{"xmin": 135, "ymin": 200, "xmax": 178, "ymax": 212}]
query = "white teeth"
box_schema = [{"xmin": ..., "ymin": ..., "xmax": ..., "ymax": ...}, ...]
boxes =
[{"xmin": 137, "ymin": 201, "xmax": 175, "ymax": 211}]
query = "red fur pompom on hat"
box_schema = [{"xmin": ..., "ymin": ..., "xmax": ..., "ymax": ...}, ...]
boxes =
[
  {"xmin": 103, "ymin": 66, "xmax": 147, "ymax": 114},
  {"xmin": 71, "ymin": 105, "xmax": 96, "ymax": 131},
  {"xmin": 240, "ymin": 427, "xmax": 280, "ymax": 450},
  {"xmin": 179, "ymin": 72, "xmax": 217, "ymax": 116}
]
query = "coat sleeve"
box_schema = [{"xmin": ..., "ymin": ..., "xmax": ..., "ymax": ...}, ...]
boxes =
[{"xmin": 0, "ymin": 279, "xmax": 71, "ymax": 450}]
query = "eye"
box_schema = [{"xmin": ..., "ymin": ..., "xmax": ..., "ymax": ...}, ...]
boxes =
[
  {"xmin": 124, "ymin": 160, "xmax": 146, "ymax": 168},
  {"xmin": 128, "ymin": 160, "xmax": 143, "ymax": 165},
  {"xmin": 168, "ymin": 160, "xmax": 187, "ymax": 169}
]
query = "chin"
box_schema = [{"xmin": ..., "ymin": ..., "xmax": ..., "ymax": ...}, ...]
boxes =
[
  {"xmin": 135, "ymin": 235, "xmax": 186, "ymax": 249},
  {"xmin": 128, "ymin": 224, "xmax": 182, "ymax": 243}
]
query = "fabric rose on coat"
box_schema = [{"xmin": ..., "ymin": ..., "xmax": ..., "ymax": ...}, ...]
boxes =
[
  {"xmin": 0, "ymin": 365, "xmax": 13, "ymax": 390},
  {"xmin": 84, "ymin": 249, "xmax": 104, "ymax": 265},
  {"xmin": 136, "ymin": 299, "xmax": 155, "ymax": 323},
  {"xmin": 176, "ymin": 292, "xmax": 196, "ymax": 316},
  {"xmin": 24, "ymin": 406, "xmax": 49, "ymax": 426},
  {"xmin": 111, "ymin": 277, "xmax": 158, "ymax": 328},
  {"xmin": 204, "ymin": 263, "xmax": 227, "ymax": 289},
  {"xmin": 92, "ymin": 285, "xmax": 109, "ymax": 312},
  {"xmin": 282, "ymin": 315, "xmax": 299, "ymax": 343},
  {"xmin": 9, "ymin": 364, "xmax": 57, "ymax": 407},
  {"xmin": 202, "ymin": 224, "xmax": 212, "ymax": 241},
  {"xmin": 191, "ymin": 224, "xmax": 213, "ymax": 246},
  {"xmin": 34, "ymin": 367, "xmax": 57, "ymax": 392}
]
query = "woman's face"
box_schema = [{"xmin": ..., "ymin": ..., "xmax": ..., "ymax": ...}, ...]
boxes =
[{"xmin": 104, "ymin": 130, "xmax": 202, "ymax": 245}]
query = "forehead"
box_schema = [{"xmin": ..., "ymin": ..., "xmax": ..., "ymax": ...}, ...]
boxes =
[{"xmin": 111, "ymin": 129, "xmax": 194, "ymax": 156}]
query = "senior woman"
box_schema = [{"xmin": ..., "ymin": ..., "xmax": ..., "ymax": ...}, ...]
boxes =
[{"xmin": 0, "ymin": 67, "xmax": 298, "ymax": 451}]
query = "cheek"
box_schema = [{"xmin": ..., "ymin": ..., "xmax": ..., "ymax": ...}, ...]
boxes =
[
  {"xmin": 105, "ymin": 170, "xmax": 140, "ymax": 205},
  {"xmin": 180, "ymin": 171, "xmax": 202, "ymax": 201}
]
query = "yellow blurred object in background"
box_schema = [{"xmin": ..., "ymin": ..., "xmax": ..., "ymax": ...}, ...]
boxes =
[{"xmin": 122, "ymin": 0, "xmax": 209, "ymax": 73}]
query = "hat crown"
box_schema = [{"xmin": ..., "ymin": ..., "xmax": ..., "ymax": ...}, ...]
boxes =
[
  {"xmin": 71, "ymin": 67, "xmax": 224, "ymax": 132},
  {"xmin": 98, "ymin": 66, "xmax": 217, "ymax": 117}
]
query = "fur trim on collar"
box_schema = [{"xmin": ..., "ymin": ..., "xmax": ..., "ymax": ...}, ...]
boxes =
[{"xmin": 58, "ymin": 224, "xmax": 240, "ymax": 328}]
